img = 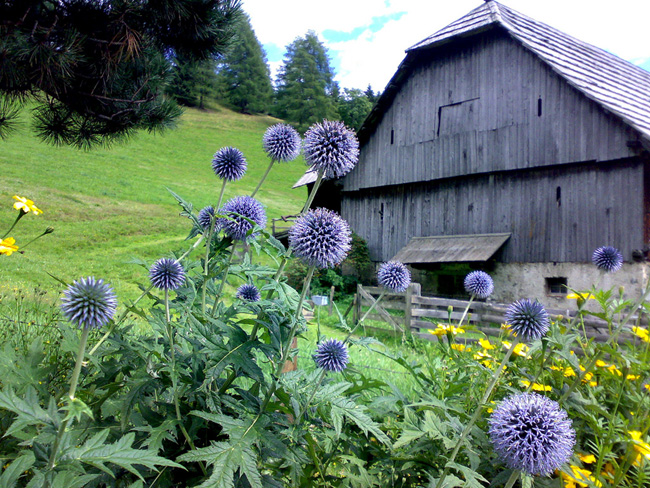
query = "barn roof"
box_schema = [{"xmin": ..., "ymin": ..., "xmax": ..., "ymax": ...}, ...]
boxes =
[
  {"xmin": 392, "ymin": 233, "xmax": 511, "ymax": 264},
  {"xmin": 358, "ymin": 0, "xmax": 650, "ymax": 146}
]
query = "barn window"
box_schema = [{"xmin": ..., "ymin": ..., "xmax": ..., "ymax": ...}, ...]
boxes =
[
  {"xmin": 545, "ymin": 277, "xmax": 567, "ymax": 295},
  {"xmin": 390, "ymin": 129, "xmax": 394, "ymax": 145},
  {"xmin": 537, "ymin": 97, "xmax": 543, "ymax": 117},
  {"xmin": 556, "ymin": 186, "xmax": 561, "ymax": 207}
]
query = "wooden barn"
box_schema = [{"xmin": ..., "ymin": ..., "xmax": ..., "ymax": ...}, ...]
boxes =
[{"xmin": 295, "ymin": 0, "xmax": 650, "ymax": 306}]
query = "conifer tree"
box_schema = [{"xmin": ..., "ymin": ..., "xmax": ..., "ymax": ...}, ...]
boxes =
[
  {"xmin": 274, "ymin": 31, "xmax": 338, "ymax": 132},
  {"xmin": 338, "ymin": 88, "xmax": 374, "ymax": 131},
  {"xmin": 216, "ymin": 14, "xmax": 273, "ymax": 114},
  {"xmin": 0, "ymin": 0, "xmax": 241, "ymax": 148}
]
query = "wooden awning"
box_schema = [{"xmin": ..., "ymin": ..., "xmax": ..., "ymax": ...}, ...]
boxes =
[{"xmin": 392, "ymin": 233, "xmax": 510, "ymax": 263}]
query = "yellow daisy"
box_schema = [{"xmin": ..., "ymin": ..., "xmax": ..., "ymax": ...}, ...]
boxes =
[
  {"xmin": 13, "ymin": 195, "xmax": 42, "ymax": 215},
  {"xmin": 520, "ymin": 380, "xmax": 552, "ymax": 392},
  {"xmin": 0, "ymin": 237, "xmax": 19, "ymax": 256}
]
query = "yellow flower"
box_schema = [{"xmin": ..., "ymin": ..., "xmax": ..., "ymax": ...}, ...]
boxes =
[
  {"xmin": 578, "ymin": 454, "xmax": 597, "ymax": 464},
  {"xmin": 567, "ymin": 292, "xmax": 595, "ymax": 301},
  {"xmin": 629, "ymin": 431, "xmax": 650, "ymax": 463},
  {"xmin": 626, "ymin": 374, "xmax": 640, "ymax": 381},
  {"xmin": 0, "ymin": 237, "xmax": 19, "ymax": 256},
  {"xmin": 428, "ymin": 323, "xmax": 465, "ymax": 337},
  {"xmin": 503, "ymin": 341, "xmax": 530, "ymax": 358},
  {"xmin": 595, "ymin": 360, "xmax": 607, "ymax": 368},
  {"xmin": 551, "ymin": 365, "xmax": 576, "ymax": 377},
  {"xmin": 560, "ymin": 466, "xmax": 602, "ymax": 488},
  {"xmin": 520, "ymin": 380, "xmax": 552, "ymax": 392},
  {"xmin": 473, "ymin": 350, "xmax": 494, "ymax": 368},
  {"xmin": 12, "ymin": 195, "xmax": 42, "ymax": 215},
  {"xmin": 479, "ymin": 338, "xmax": 495, "ymax": 350},
  {"xmin": 451, "ymin": 344, "xmax": 469, "ymax": 352},
  {"xmin": 632, "ymin": 326, "xmax": 650, "ymax": 343}
]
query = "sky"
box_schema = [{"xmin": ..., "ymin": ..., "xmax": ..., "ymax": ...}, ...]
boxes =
[{"xmin": 242, "ymin": 0, "xmax": 650, "ymax": 93}]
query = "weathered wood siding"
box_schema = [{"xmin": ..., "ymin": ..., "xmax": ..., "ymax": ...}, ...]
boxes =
[
  {"xmin": 341, "ymin": 159, "xmax": 644, "ymax": 263},
  {"xmin": 343, "ymin": 29, "xmax": 638, "ymax": 192}
]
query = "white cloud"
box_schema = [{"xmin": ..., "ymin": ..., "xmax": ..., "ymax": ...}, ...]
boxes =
[{"xmin": 244, "ymin": 0, "xmax": 650, "ymax": 92}]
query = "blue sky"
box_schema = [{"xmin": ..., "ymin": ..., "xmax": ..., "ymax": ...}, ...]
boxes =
[{"xmin": 243, "ymin": 0, "xmax": 650, "ymax": 92}]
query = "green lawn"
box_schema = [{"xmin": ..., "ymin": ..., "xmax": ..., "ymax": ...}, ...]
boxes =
[{"xmin": 1, "ymin": 105, "xmax": 308, "ymax": 299}]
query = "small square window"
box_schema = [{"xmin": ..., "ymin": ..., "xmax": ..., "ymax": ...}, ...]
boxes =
[{"xmin": 545, "ymin": 277, "xmax": 567, "ymax": 295}]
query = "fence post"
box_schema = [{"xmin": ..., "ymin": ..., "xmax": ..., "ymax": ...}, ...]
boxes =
[
  {"xmin": 355, "ymin": 284, "xmax": 362, "ymax": 323},
  {"xmin": 328, "ymin": 286, "xmax": 335, "ymax": 315}
]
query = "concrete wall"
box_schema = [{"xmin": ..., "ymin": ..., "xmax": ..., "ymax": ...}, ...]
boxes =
[{"xmin": 407, "ymin": 261, "xmax": 649, "ymax": 312}]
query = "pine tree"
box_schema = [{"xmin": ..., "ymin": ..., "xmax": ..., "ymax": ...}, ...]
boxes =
[
  {"xmin": 338, "ymin": 88, "xmax": 373, "ymax": 131},
  {"xmin": 167, "ymin": 58, "xmax": 220, "ymax": 109},
  {"xmin": 216, "ymin": 14, "xmax": 273, "ymax": 114},
  {"xmin": 274, "ymin": 31, "xmax": 338, "ymax": 132},
  {"xmin": 0, "ymin": 0, "xmax": 241, "ymax": 148}
]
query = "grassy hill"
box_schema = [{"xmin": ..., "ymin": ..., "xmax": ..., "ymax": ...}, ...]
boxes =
[{"xmin": 0, "ymin": 105, "xmax": 308, "ymax": 299}]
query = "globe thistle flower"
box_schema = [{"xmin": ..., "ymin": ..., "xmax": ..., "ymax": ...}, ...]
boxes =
[
  {"xmin": 236, "ymin": 283, "xmax": 261, "ymax": 302},
  {"xmin": 313, "ymin": 339, "xmax": 349, "ymax": 372},
  {"xmin": 211, "ymin": 146, "xmax": 247, "ymax": 182},
  {"xmin": 263, "ymin": 123, "xmax": 301, "ymax": 162},
  {"xmin": 149, "ymin": 258, "xmax": 186, "ymax": 291},
  {"xmin": 464, "ymin": 271, "xmax": 494, "ymax": 299},
  {"xmin": 197, "ymin": 205, "xmax": 216, "ymax": 231},
  {"xmin": 505, "ymin": 298, "xmax": 550, "ymax": 340},
  {"xmin": 218, "ymin": 195, "xmax": 266, "ymax": 241},
  {"xmin": 289, "ymin": 208, "xmax": 352, "ymax": 269},
  {"xmin": 489, "ymin": 392, "xmax": 575, "ymax": 476},
  {"xmin": 61, "ymin": 277, "xmax": 117, "ymax": 330},
  {"xmin": 303, "ymin": 120, "xmax": 359, "ymax": 180},
  {"xmin": 592, "ymin": 246, "xmax": 623, "ymax": 272},
  {"xmin": 377, "ymin": 261, "xmax": 411, "ymax": 293}
]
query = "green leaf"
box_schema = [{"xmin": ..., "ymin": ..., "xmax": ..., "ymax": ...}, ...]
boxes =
[
  {"xmin": 0, "ymin": 387, "xmax": 58, "ymax": 437},
  {"xmin": 0, "ymin": 451, "xmax": 35, "ymax": 488},
  {"xmin": 445, "ymin": 462, "xmax": 488, "ymax": 488},
  {"xmin": 51, "ymin": 471, "xmax": 100, "ymax": 488},
  {"xmin": 62, "ymin": 431, "xmax": 183, "ymax": 480},
  {"xmin": 61, "ymin": 397, "xmax": 94, "ymax": 423},
  {"xmin": 178, "ymin": 440, "xmax": 262, "ymax": 488},
  {"xmin": 329, "ymin": 396, "xmax": 392, "ymax": 447}
]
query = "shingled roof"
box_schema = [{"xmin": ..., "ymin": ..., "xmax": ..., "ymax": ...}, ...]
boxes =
[{"xmin": 357, "ymin": 0, "xmax": 650, "ymax": 147}]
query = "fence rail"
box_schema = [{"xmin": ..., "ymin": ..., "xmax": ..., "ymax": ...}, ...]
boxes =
[{"xmin": 354, "ymin": 283, "xmax": 646, "ymax": 343}]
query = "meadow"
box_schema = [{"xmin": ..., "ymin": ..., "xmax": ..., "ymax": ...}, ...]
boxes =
[{"xmin": 0, "ymin": 104, "xmax": 307, "ymax": 298}]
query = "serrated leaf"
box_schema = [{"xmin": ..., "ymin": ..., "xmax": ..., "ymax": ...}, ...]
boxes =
[
  {"xmin": 445, "ymin": 462, "xmax": 488, "ymax": 488},
  {"xmin": 51, "ymin": 471, "xmax": 100, "ymax": 488},
  {"xmin": 393, "ymin": 429, "xmax": 425, "ymax": 449},
  {"xmin": 178, "ymin": 440, "xmax": 262, "ymax": 488},
  {"xmin": 0, "ymin": 451, "xmax": 35, "ymax": 488},
  {"xmin": 329, "ymin": 396, "xmax": 392, "ymax": 447},
  {"xmin": 0, "ymin": 387, "xmax": 58, "ymax": 437},
  {"xmin": 62, "ymin": 432, "xmax": 183, "ymax": 480}
]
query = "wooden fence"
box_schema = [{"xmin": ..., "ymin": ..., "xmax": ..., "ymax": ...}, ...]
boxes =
[{"xmin": 354, "ymin": 283, "xmax": 645, "ymax": 343}]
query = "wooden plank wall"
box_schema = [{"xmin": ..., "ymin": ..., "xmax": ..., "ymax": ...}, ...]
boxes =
[
  {"xmin": 343, "ymin": 29, "xmax": 638, "ymax": 192},
  {"xmin": 341, "ymin": 158, "xmax": 644, "ymax": 263}
]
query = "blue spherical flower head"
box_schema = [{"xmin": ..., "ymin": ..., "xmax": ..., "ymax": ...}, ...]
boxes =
[
  {"xmin": 212, "ymin": 146, "xmax": 247, "ymax": 182},
  {"xmin": 464, "ymin": 270, "xmax": 494, "ymax": 299},
  {"xmin": 263, "ymin": 123, "xmax": 301, "ymax": 162},
  {"xmin": 314, "ymin": 339, "xmax": 349, "ymax": 373},
  {"xmin": 378, "ymin": 261, "xmax": 411, "ymax": 292},
  {"xmin": 236, "ymin": 284, "xmax": 261, "ymax": 302},
  {"xmin": 61, "ymin": 277, "xmax": 117, "ymax": 330},
  {"xmin": 289, "ymin": 208, "xmax": 352, "ymax": 269},
  {"xmin": 592, "ymin": 246, "xmax": 623, "ymax": 272},
  {"xmin": 489, "ymin": 392, "xmax": 575, "ymax": 476},
  {"xmin": 303, "ymin": 120, "xmax": 359, "ymax": 180},
  {"xmin": 505, "ymin": 298, "xmax": 550, "ymax": 340},
  {"xmin": 219, "ymin": 195, "xmax": 266, "ymax": 241},
  {"xmin": 198, "ymin": 205, "xmax": 216, "ymax": 232},
  {"xmin": 150, "ymin": 258, "xmax": 186, "ymax": 291}
]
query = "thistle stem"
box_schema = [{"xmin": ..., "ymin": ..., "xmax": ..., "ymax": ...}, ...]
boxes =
[
  {"xmin": 435, "ymin": 336, "xmax": 520, "ymax": 488},
  {"xmin": 504, "ymin": 470, "xmax": 520, "ymax": 488},
  {"xmin": 251, "ymin": 159, "xmax": 275, "ymax": 197},
  {"xmin": 343, "ymin": 290, "xmax": 386, "ymax": 344},
  {"xmin": 45, "ymin": 326, "xmax": 91, "ymax": 481},
  {"xmin": 165, "ymin": 289, "xmax": 207, "ymax": 475},
  {"xmin": 14, "ymin": 227, "xmax": 53, "ymax": 251},
  {"xmin": 211, "ymin": 247, "xmax": 236, "ymax": 317},
  {"xmin": 88, "ymin": 234, "xmax": 204, "ymax": 356}
]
